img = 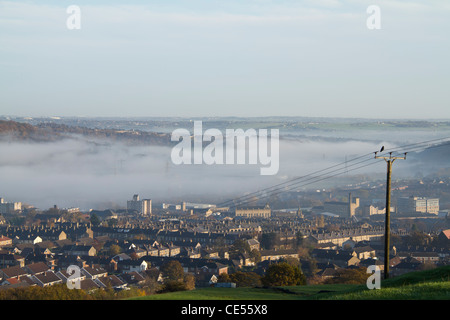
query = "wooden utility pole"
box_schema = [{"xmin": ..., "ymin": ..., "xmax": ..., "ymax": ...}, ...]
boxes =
[{"xmin": 375, "ymin": 150, "xmax": 406, "ymax": 279}]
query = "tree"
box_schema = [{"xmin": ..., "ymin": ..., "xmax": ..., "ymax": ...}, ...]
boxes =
[
  {"xmin": 295, "ymin": 231, "xmax": 304, "ymax": 248},
  {"xmin": 250, "ymin": 249, "xmax": 261, "ymax": 264},
  {"xmin": 261, "ymin": 262, "xmax": 306, "ymax": 287},
  {"xmin": 159, "ymin": 280, "xmax": 187, "ymax": 293},
  {"xmin": 8, "ymin": 216, "xmax": 25, "ymax": 226},
  {"xmin": 229, "ymin": 271, "xmax": 262, "ymax": 287},
  {"xmin": 301, "ymin": 258, "xmax": 318, "ymax": 277},
  {"xmin": 232, "ymin": 239, "xmax": 251, "ymax": 255},
  {"xmin": 404, "ymin": 230, "xmax": 432, "ymax": 247},
  {"xmin": 280, "ymin": 257, "xmax": 300, "ymax": 268},
  {"xmin": 144, "ymin": 267, "xmax": 161, "ymax": 281},
  {"xmin": 261, "ymin": 233, "xmax": 279, "ymax": 250},
  {"xmin": 0, "ymin": 284, "xmax": 92, "ymax": 300},
  {"xmin": 297, "ymin": 246, "xmax": 312, "ymax": 260},
  {"xmin": 90, "ymin": 213, "xmax": 101, "ymax": 226},
  {"xmin": 324, "ymin": 267, "xmax": 369, "ymax": 285},
  {"xmin": 160, "ymin": 260, "xmax": 184, "ymax": 282},
  {"xmin": 107, "ymin": 218, "xmax": 118, "ymax": 227},
  {"xmin": 183, "ymin": 274, "xmax": 196, "ymax": 291},
  {"xmin": 158, "ymin": 262, "xmax": 195, "ymax": 293},
  {"xmin": 217, "ymin": 273, "xmax": 231, "ymax": 283},
  {"xmin": 108, "ymin": 244, "xmax": 122, "ymax": 256}
]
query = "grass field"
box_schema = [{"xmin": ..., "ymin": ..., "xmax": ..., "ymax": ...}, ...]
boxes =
[{"xmin": 130, "ymin": 266, "xmax": 450, "ymax": 300}]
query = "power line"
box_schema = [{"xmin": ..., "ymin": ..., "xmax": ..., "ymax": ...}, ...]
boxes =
[
  {"xmin": 220, "ymin": 157, "xmax": 379, "ymax": 208},
  {"xmin": 217, "ymin": 136, "xmax": 450, "ymax": 209},
  {"xmin": 384, "ymin": 137, "xmax": 450, "ymax": 153},
  {"xmin": 225, "ymin": 159, "xmax": 381, "ymax": 209},
  {"xmin": 216, "ymin": 154, "xmax": 375, "ymax": 208},
  {"xmin": 381, "ymin": 137, "xmax": 450, "ymax": 157},
  {"xmin": 219, "ymin": 138, "xmax": 448, "ymax": 208},
  {"xmin": 236, "ymin": 160, "xmax": 381, "ymax": 208},
  {"xmin": 388, "ymin": 140, "xmax": 450, "ymax": 157}
]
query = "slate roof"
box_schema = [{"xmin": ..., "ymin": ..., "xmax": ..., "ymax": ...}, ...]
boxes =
[
  {"xmin": 33, "ymin": 271, "xmax": 62, "ymax": 285},
  {"xmin": 352, "ymin": 246, "xmax": 375, "ymax": 254},
  {"xmin": 25, "ymin": 262, "xmax": 50, "ymax": 274},
  {"xmin": 119, "ymin": 271, "xmax": 145, "ymax": 285},
  {"xmin": 82, "ymin": 265, "xmax": 107, "ymax": 277},
  {"xmin": 0, "ymin": 265, "xmax": 28, "ymax": 278},
  {"xmin": 359, "ymin": 258, "xmax": 383, "ymax": 267},
  {"xmin": 80, "ymin": 278, "xmax": 100, "ymax": 291},
  {"xmin": 56, "ymin": 269, "xmax": 86, "ymax": 281},
  {"xmin": 318, "ymin": 268, "xmax": 339, "ymax": 277},
  {"xmin": 96, "ymin": 275, "xmax": 126, "ymax": 288}
]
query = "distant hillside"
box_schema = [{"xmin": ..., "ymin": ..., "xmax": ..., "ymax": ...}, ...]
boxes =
[
  {"xmin": 1, "ymin": 119, "xmax": 449, "ymax": 154},
  {"xmin": 36, "ymin": 122, "xmax": 173, "ymax": 146},
  {"xmin": 412, "ymin": 141, "xmax": 450, "ymax": 161},
  {"xmin": 0, "ymin": 120, "xmax": 61, "ymax": 142},
  {"xmin": 0, "ymin": 120, "xmax": 172, "ymax": 146}
]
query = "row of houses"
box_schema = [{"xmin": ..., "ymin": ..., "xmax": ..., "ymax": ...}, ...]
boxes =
[
  {"xmin": 0, "ymin": 235, "xmax": 187, "ymax": 264},
  {"xmin": 311, "ymin": 247, "xmax": 376, "ymax": 269},
  {"xmin": 0, "ymin": 252, "xmax": 234, "ymax": 291},
  {"xmin": 0, "ymin": 261, "xmax": 145, "ymax": 291},
  {"xmin": 310, "ymin": 240, "xmax": 450, "ymax": 280},
  {"xmin": 0, "ymin": 225, "xmax": 93, "ymax": 243},
  {"xmin": 120, "ymin": 238, "xmax": 303, "ymax": 268},
  {"xmin": 92, "ymin": 227, "xmax": 244, "ymax": 245},
  {"xmin": 307, "ymin": 227, "xmax": 388, "ymax": 247}
]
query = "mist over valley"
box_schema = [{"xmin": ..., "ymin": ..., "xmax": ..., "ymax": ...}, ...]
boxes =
[{"xmin": 0, "ymin": 117, "xmax": 449, "ymax": 211}]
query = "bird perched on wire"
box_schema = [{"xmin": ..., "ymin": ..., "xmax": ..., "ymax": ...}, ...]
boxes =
[{"xmin": 380, "ymin": 146, "xmax": 385, "ymax": 152}]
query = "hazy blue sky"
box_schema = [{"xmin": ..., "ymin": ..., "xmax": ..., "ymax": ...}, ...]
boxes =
[{"xmin": 1, "ymin": 0, "xmax": 449, "ymax": 119}]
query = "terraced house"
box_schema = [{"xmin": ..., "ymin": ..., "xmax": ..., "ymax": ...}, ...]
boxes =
[{"xmin": 307, "ymin": 227, "xmax": 386, "ymax": 247}]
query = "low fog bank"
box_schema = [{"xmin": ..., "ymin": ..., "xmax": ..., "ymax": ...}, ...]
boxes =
[{"xmin": 0, "ymin": 135, "xmax": 443, "ymax": 211}]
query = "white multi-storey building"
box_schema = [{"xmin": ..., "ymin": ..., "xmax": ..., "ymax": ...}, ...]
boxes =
[
  {"xmin": 127, "ymin": 194, "xmax": 152, "ymax": 215},
  {"xmin": 397, "ymin": 196, "xmax": 440, "ymax": 214},
  {"xmin": 0, "ymin": 197, "xmax": 22, "ymax": 214}
]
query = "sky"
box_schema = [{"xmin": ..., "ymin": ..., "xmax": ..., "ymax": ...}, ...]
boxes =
[{"xmin": 0, "ymin": 0, "xmax": 449, "ymax": 119}]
